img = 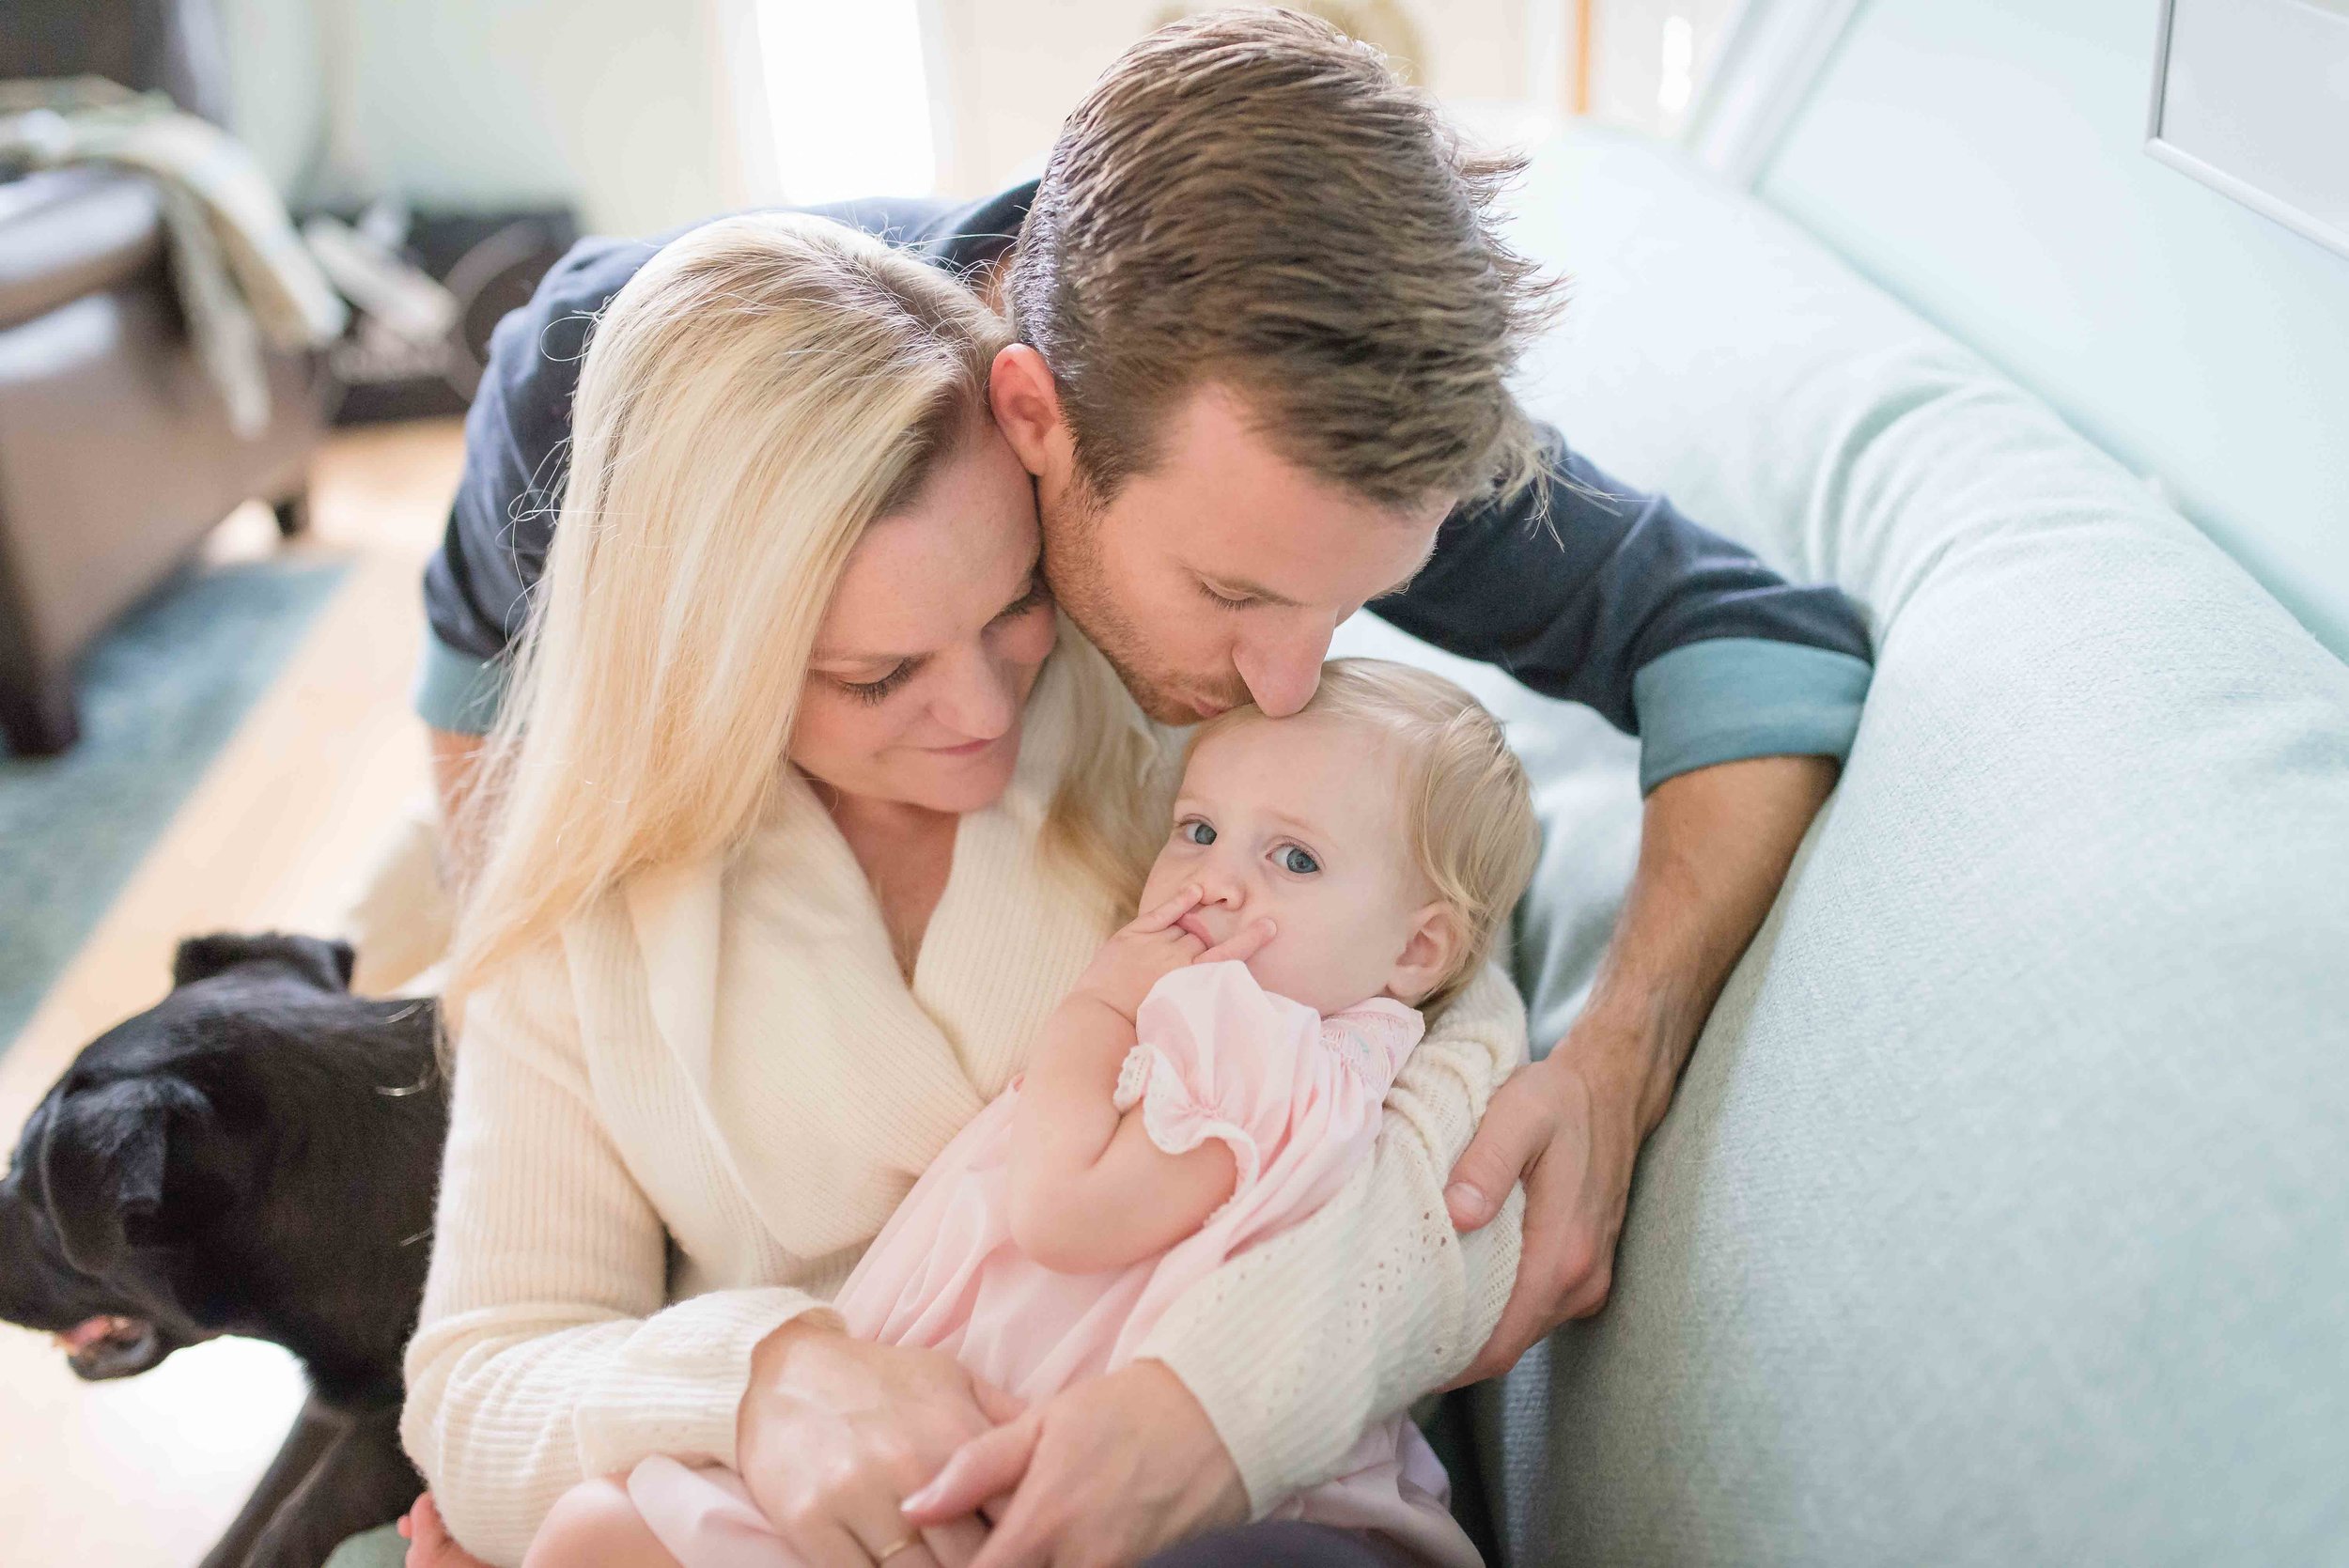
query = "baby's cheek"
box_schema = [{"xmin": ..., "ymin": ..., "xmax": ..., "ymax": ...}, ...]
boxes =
[{"xmin": 1238, "ymin": 932, "xmax": 1326, "ymax": 1010}]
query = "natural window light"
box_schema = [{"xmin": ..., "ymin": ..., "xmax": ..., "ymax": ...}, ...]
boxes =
[
  {"xmin": 1657, "ymin": 13, "xmax": 1696, "ymax": 114},
  {"xmin": 756, "ymin": 0, "xmax": 938, "ymax": 204}
]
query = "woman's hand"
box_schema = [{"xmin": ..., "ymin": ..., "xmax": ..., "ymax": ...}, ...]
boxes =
[
  {"xmin": 1071, "ymin": 887, "xmax": 1274, "ymax": 1022},
  {"xmin": 899, "ymin": 1361, "xmax": 1247, "ymax": 1568},
  {"xmin": 737, "ymin": 1317, "xmax": 1025, "ymax": 1567}
]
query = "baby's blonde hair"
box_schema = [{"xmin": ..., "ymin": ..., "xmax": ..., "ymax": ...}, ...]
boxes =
[{"xmin": 1194, "ymin": 659, "xmax": 1539, "ymax": 1009}]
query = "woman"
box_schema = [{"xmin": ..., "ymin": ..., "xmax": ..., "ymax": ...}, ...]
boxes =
[{"xmin": 398, "ymin": 211, "xmax": 1526, "ymax": 1568}]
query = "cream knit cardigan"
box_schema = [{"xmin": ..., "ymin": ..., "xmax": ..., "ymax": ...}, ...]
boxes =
[{"xmin": 401, "ymin": 657, "xmax": 1529, "ymax": 1565}]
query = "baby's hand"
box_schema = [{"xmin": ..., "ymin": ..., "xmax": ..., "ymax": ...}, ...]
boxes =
[
  {"xmin": 1072, "ymin": 888, "xmax": 1273, "ymax": 1021},
  {"xmin": 398, "ymin": 1494, "xmax": 489, "ymax": 1568}
]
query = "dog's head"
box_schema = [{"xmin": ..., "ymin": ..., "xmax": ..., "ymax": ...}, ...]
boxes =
[{"xmin": 0, "ymin": 933, "xmax": 357, "ymax": 1378}]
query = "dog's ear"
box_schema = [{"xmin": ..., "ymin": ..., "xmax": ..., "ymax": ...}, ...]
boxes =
[
  {"xmin": 172, "ymin": 933, "xmax": 356, "ymax": 992},
  {"xmin": 32, "ymin": 1078, "xmax": 211, "ymax": 1276}
]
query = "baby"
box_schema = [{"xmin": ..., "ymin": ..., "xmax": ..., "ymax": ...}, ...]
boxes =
[{"xmin": 599, "ymin": 659, "xmax": 1536, "ymax": 1567}]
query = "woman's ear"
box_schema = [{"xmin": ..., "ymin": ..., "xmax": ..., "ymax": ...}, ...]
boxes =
[
  {"xmin": 988, "ymin": 344, "xmax": 1071, "ymax": 481},
  {"xmin": 1388, "ymin": 902, "xmax": 1465, "ymax": 1007}
]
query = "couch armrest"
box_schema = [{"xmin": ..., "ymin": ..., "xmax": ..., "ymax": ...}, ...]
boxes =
[{"xmin": 0, "ymin": 167, "xmax": 163, "ymax": 332}]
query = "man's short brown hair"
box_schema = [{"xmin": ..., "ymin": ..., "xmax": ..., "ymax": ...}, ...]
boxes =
[{"xmin": 1003, "ymin": 8, "xmax": 1561, "ymax": 511}]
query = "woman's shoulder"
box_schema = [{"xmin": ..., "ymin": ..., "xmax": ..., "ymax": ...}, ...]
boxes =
[{"xmin": 481, "ymin": 865, "xmax": 689, "ymax": 1012}]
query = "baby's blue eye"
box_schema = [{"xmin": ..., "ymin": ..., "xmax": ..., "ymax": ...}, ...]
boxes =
[
  {"xmin": 1181, "ymin": 820, "xmax": 1217, "ymax": 846},
  {"xmin": 1278, "ymin": 846, "xmax": 1320, "ymax": 875}
]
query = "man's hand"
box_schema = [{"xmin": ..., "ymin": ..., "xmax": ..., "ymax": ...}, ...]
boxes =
[
  {"xmin": 1443, "ymin": 754, "xmax": 1840, "ymax": 1385},
  {"xmin": 1441, "ymin": 1039, "xmax": 1643, "ymax": 1385},
  {"xmin": 899, "ymin": 1360, "xmax": 1247, "ymax": 1568}
]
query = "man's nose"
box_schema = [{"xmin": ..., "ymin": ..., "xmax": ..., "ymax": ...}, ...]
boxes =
[{"xmin": 1235, "ymin": 618, "xmax": 1332, "ymax": 719}]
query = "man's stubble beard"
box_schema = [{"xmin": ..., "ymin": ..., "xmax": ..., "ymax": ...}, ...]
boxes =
[{"xmin": 1036, "ymin": 473, "xmax": 1218, "ymax": 727}]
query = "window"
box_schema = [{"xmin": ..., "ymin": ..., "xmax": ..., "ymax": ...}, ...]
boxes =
[
  {"xmin": 755, "ymin": 0, "xmax": 938, "ymax": 204},
  {"xmin": 2147, "ymin": 0, "xmax": 2349, "ymax": 259}
]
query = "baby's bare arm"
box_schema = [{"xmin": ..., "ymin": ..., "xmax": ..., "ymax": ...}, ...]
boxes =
[{"xmin": 1006, "ymin": 993, "xmax": 1235, "ymax": 1274}]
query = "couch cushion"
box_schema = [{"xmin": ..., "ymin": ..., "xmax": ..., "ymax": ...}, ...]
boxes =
[
  {"xmin": 0, "ymin": 166, "xmax": 163, "ymax": 332},
  {"xmin": 1342, "ymin": 125, "xmax": 2349, "ymax": 1567}
]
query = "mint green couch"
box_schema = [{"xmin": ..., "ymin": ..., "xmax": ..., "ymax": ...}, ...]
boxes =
[{"xmin": 1332, "ymin": 127, "xmax": 2349, "ymax": 1566}]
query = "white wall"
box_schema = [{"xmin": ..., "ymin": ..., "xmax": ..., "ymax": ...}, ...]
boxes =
[
  {"xmin": 1758, "ymin": 0, "xmax": 2349, "ymax": 657},
  {"xmin": 219, "ymin": 0, "xmax": 324, "ymax": 196},
  {"xmin": 926, "ymin": 0, "xmax": 1541, "ymax": 194},
  {"xmin": 221, "ymin": 0, "xmax": 740, "ymax": 235},
  {"xmin": 222, "ymin": 0, "xmax": 1547, "ymax": 226}
]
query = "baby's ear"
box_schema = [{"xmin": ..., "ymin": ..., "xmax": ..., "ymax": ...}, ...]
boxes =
[{"xmin": 1388, "ymin": 902, "xmax": 1465, "ymax": 1007}]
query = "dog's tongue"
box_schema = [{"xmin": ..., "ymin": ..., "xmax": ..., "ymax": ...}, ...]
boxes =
[{"xmin": 54, "ymin": 1316, "xmax": 130, "ymax": 1354}]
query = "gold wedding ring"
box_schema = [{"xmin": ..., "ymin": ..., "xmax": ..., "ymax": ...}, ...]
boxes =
[{"xmin": 875, "ymin": 1532, "xmax": 925, "ymax": 1563}]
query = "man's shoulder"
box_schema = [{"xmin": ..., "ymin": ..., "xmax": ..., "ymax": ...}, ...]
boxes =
[
  {"xmin": 490, "ymin": 180, "xmax": 1041, "ymax": 398},
  {"xmin": 511, "ymin": 233, "xmax": 663, "ymax": 369}
]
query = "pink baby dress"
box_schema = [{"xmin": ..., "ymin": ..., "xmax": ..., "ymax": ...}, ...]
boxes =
[{"xmin": 627, "ymin": 960, "xmax": 1482, "ymax": 1567}]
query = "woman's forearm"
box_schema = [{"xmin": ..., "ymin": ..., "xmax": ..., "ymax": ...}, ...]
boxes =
[
  {"xmin": 406, "ymin": 1288, "xmax": 831, "ymax": 1561},
  {"xmin": 405, "ymin": 945, "xmax": 834, "ymax": 1560},
  {"xmin": 1130, "ymin": 963, "xmax": 1529, "ymax": 1515}
]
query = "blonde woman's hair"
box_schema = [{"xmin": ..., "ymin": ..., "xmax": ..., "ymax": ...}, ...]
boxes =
[
  {"xmin": 1193, "ymin": 659, "xmax": 1539, "ymax": 1009},
  {"xmin": 448, "ymin": 211, "xmax": 1159, "ymax": 1011}
]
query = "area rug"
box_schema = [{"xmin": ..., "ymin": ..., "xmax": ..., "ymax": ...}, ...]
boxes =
[{"xmin": 0, "ymin": 554, "xmax": 350, "ymax": 1050}]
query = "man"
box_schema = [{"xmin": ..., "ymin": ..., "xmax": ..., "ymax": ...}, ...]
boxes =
[{"xmin": 416, "ymin": 10, "xmax": 1870, "ymax": 1562}]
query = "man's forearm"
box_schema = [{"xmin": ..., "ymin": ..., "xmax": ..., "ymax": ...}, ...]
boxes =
[
  {"xmin": 1569, "ymin": 753, "xmax": 1839, "ymax": 1129},
  {"xmin": 1446, "ymin": 754, "xmax": 1842, "ymax": 1372},
  {"xmin": 428, "ymin": 725, "xmax": 489, "ymax": 892}
]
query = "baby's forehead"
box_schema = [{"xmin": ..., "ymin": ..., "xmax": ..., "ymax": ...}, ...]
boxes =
[
  {"xmin": 1180, "ymin": 709, "xmax": 1409, "ymax": 819},
  {"xmin": 1187, "ymin": 704, "xmax": 1390, "ymax": 764}
]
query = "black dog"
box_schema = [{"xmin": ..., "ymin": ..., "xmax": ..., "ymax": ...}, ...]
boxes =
[{"xmin": 0, "ymin": 933, "xmax": 447, "ymax": 1568}]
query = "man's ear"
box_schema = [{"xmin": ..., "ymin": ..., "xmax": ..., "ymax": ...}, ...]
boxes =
[
  {"xmin": 1389, "ymin": 903, "xmax": 1467, "ymax": 1009},
  {"xmin": 33, "ymin": 1078, "xmax": 210, "ymax": 1276},
  {"xmin": 987, "ymin": 343, "xmax": 1073, "ymax": 482},
  {"xmin": 172, "ymin": 932, "xmax": 356, "ymax": 992}
]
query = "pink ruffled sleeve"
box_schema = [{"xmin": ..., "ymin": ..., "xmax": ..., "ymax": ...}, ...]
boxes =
[{"xmin": 1112, "ymin": 960, "xmax": 1321, "ymax": 1221}]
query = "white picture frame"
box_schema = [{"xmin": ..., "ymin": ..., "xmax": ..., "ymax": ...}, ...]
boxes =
[{"xmin": 2144, "ymin": 0, "xmax": 2349, "ymax": 261}]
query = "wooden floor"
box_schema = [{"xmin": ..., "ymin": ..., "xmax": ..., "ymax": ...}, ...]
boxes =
[{"xmin": 0, "ymin": 420, "xmax": 462, "ymax": 1565}]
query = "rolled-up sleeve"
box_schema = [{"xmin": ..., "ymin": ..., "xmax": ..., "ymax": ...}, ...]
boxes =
[
  {"xmin": 415, "ymin": 234, "xmax": 636, "ymax": 735},
  {"xmin": 1375, "ymin": 425, "xmax": 1875, "ymax": 792}
]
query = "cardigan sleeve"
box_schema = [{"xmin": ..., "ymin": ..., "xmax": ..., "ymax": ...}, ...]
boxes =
[
  {"xmin": 1132, "ymin": 961, "xmax": 1529, "ymax": 1515},
  {"xmin": 398, "ymin": 940, "xmax": 840, "ymax": 1565}
]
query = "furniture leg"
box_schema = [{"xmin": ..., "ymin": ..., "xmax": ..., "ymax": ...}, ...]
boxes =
[
  {"xmin": 272, "ymin": 488, "xmax": 313, "ymax": 539},
  {"xmin": 242, "ymin": 1403, "xmax": 423, "ymax": 1568},
  {"xmin": 0, "ymin": 665, "xmax": 79, "ymax": 755},
  {"xmin": 196, "ymin": 1396, "xmax": 348, "ymax": 1568}
]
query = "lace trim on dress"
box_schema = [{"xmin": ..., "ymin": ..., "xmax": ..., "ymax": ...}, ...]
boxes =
[{"xmin": 1318, "ymin": 1002, "xmax": 1425, "ymax": 1096}]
